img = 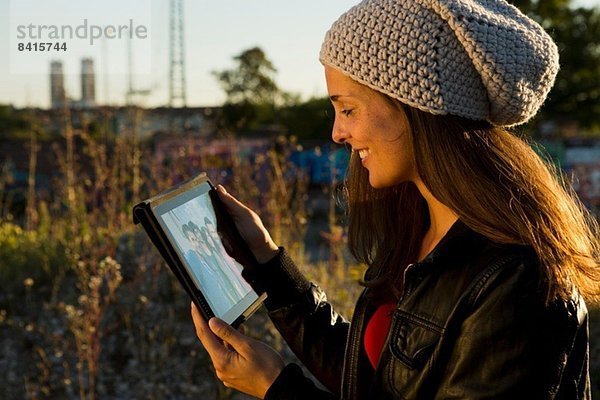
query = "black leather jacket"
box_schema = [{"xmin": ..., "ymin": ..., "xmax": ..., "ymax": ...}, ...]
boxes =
[{"xmin": 243, "ymin": 219, "xmax": 591, "ymax": 399}]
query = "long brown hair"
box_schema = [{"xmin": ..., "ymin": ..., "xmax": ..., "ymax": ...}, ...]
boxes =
[{"xmin": 344, "ymin": 101, "xmax": 600, "ymax": 305}]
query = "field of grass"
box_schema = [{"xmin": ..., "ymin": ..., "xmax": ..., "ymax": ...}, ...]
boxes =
[{"xmin": 0, "ymin": 131, "xmax": 598, "ymax": 399}]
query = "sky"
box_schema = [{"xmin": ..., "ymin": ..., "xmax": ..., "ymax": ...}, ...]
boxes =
[{"xmin": 1, "ymin": 0, "xmax": 598, "ymax": 109}]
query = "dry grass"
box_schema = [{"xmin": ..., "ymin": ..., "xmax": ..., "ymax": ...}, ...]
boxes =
[
  {"xmin": 0, "ymin": 118, "xmax": 597, "ymax": 398},
  {"xmin": 0, "ymin": 116, "xmax": 361, "ymax": 399}
]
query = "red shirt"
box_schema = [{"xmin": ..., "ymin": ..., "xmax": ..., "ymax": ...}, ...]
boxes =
[{"xmin": 363, "ymin": 303, "xmax": 396, "ymax": 369}]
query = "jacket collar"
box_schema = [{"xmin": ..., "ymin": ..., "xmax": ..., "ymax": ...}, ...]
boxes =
[{"xmin": 417, "ymin": 218, "xmax": 488, "ymax": 267}]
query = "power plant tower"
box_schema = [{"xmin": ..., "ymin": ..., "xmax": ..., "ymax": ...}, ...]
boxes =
[
  {"xmin": 81, "ymin": 58, "xmax": 96, "ymax": 108},
  {"xmin": 169, "ymin": 0, "xmax": 187, "ymax": 107},
  {"xmin": 50, "ymin": 61, "xmax": 66, "ymax": 110}
]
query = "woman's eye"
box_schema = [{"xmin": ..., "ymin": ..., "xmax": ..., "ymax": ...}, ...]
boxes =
[{"xmin": 341, "ymin": 109, "xmax": 353, "ymax": 116}]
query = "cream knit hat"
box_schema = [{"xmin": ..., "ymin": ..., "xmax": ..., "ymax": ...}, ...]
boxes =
[{"xmin": 319, "ymin": 0, "xmax": 560, "ymax": 127}]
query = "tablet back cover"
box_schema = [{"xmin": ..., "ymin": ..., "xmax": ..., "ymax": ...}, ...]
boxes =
[{"xmin": 132, "ymin": 201, "xmax": 215, "ymax": 321}]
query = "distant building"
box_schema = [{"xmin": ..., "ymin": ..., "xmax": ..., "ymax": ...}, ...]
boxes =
[
  {"xmin": 81, "ymin": 58, "xmax": 96, "ymax": 108},
  {"xmin": 50, "ymin": 61, "xmax": 66, "ymax": 110}
]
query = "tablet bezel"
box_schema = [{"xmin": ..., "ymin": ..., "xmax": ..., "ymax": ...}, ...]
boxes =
[{"xmin": 142, "ymin": 174, "xmax": 266, "ymax": 326}]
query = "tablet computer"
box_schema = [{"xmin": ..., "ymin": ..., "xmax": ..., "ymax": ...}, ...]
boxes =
[{"xmin": 133, "ymin": 173, "xmax": 266, "ymax": 328}]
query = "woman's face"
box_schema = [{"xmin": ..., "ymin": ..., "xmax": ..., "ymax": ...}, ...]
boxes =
[
  {"xmin": 325, "ymin": 66, "xmax": 417, "ymax": 188},
  {"xmin": 186, "ymin": 231, "xmax": 203, "ymax": 252},
  {"xmin": 198, "ymin": 228, "xmax": 214, "ymax": 254}
]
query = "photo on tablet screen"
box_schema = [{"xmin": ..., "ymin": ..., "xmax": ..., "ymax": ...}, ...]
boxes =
[{"xmin": 153, "ymin": 183, "xmax": 256, "ymax": 324}]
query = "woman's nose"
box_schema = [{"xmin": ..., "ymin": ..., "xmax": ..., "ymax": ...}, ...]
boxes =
[{"xmin": 332, "ymin": 121, "xmax": 349, "ymax": 144}]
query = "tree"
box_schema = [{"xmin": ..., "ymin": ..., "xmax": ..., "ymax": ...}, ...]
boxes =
[
  {"xmin": 510, "ymin": 0, "xmax": 600, "ymax": 132},
  {"xmin": 213, "ymin": 47, "xmax": 283, "ymax": 133},
  {"xmin": 213, "ymin": 47, "xmax": 335, "ymax": 140},
  {"xmin": 0, "ymin": 106, "xmax": 50, "ymax": 141},
  {"xmin": 278, "ymin": 97, "xmax": 334, "ymax": 141},
  {"xmin": 0, "ymin": 106, "xmax": 32, "ymax": 140}
]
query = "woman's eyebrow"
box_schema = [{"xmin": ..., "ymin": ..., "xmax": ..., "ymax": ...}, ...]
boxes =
[{"xmin": 329, "ymin": 94, "xmax": 354, "ymax": 102}]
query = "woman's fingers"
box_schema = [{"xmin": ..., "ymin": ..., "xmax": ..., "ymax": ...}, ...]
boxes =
[
  {"xmin": 190, "ymin": 303, "xmax": 285, "ymax": 398},
  {"xmin": 209, "ymin": 318, "xmax": 251, "ymax": 358},
  {"xmin": 217, "ymin": 185, "xmax": 251, "ymax": 217},
  {"xmin": 237, "ymin": 324, "xmax": 247, "ymax": 336},
  {"xmin": 215, "ymin": 185, "xmax": 279, "ymax": 264},
  {"xmin": 191, "ymin": 303, "xmax": 232, "ymax": 362}
]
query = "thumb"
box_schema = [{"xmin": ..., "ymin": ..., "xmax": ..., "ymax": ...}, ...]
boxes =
[
  {"xmin": 209, "ymin": 318, "xmax": 251, "ymax": 356},
  {"xmin": 217, "ymin": 185, "xmax": 251, "ymax": 217}
]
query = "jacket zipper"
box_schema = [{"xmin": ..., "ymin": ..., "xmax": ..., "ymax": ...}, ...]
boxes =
[
  {"xmin": 342, "ymin": 262, "xmax": 417, "ymax": 399},
  {"xmin": 341, "ymin": 288, "xmax": 367, "ymax": 400},
  {"xmin": 400, "ymin": 263, "xmax": 416, "ymax": 302},
  {"xmin": 372, "ymin": 263, "xmax": 416, "ymax": 375}
]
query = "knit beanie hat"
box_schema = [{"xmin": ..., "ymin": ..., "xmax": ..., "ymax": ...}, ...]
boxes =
[{"xmin": 319, "ymin": 0, "xmax": 560, "ymax": 127}]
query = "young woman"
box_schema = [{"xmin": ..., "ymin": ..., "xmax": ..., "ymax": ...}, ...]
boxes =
[{"xmin": 191, "ymin": 0, "xmax": 600, "ymax": 398}]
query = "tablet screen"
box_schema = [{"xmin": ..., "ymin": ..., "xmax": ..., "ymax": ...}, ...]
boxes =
[{"xmin": 152, "ymin": 182, "xmax": 257, "ymax": 324}]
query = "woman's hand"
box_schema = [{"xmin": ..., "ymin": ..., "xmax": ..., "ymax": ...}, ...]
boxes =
[
  {"xmin": 191, "ymin": 303, "xmax": 284, "ymax": 399},
  {"xmin": 216, "ymin": 185, "xmax": 279, "ymax": 264}
]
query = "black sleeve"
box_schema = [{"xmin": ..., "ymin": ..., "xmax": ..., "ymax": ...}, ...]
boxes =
[
  {"xmin": 242, "ymin": 248, "xmax": 350, "ymax": 395},
  {"xmin": 241, "ymin": 247, "xmax": 312, "ymax": 310},
  {"xmin": 265, "ymin": 364, "xmax": 337, "ymax": 400}
]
